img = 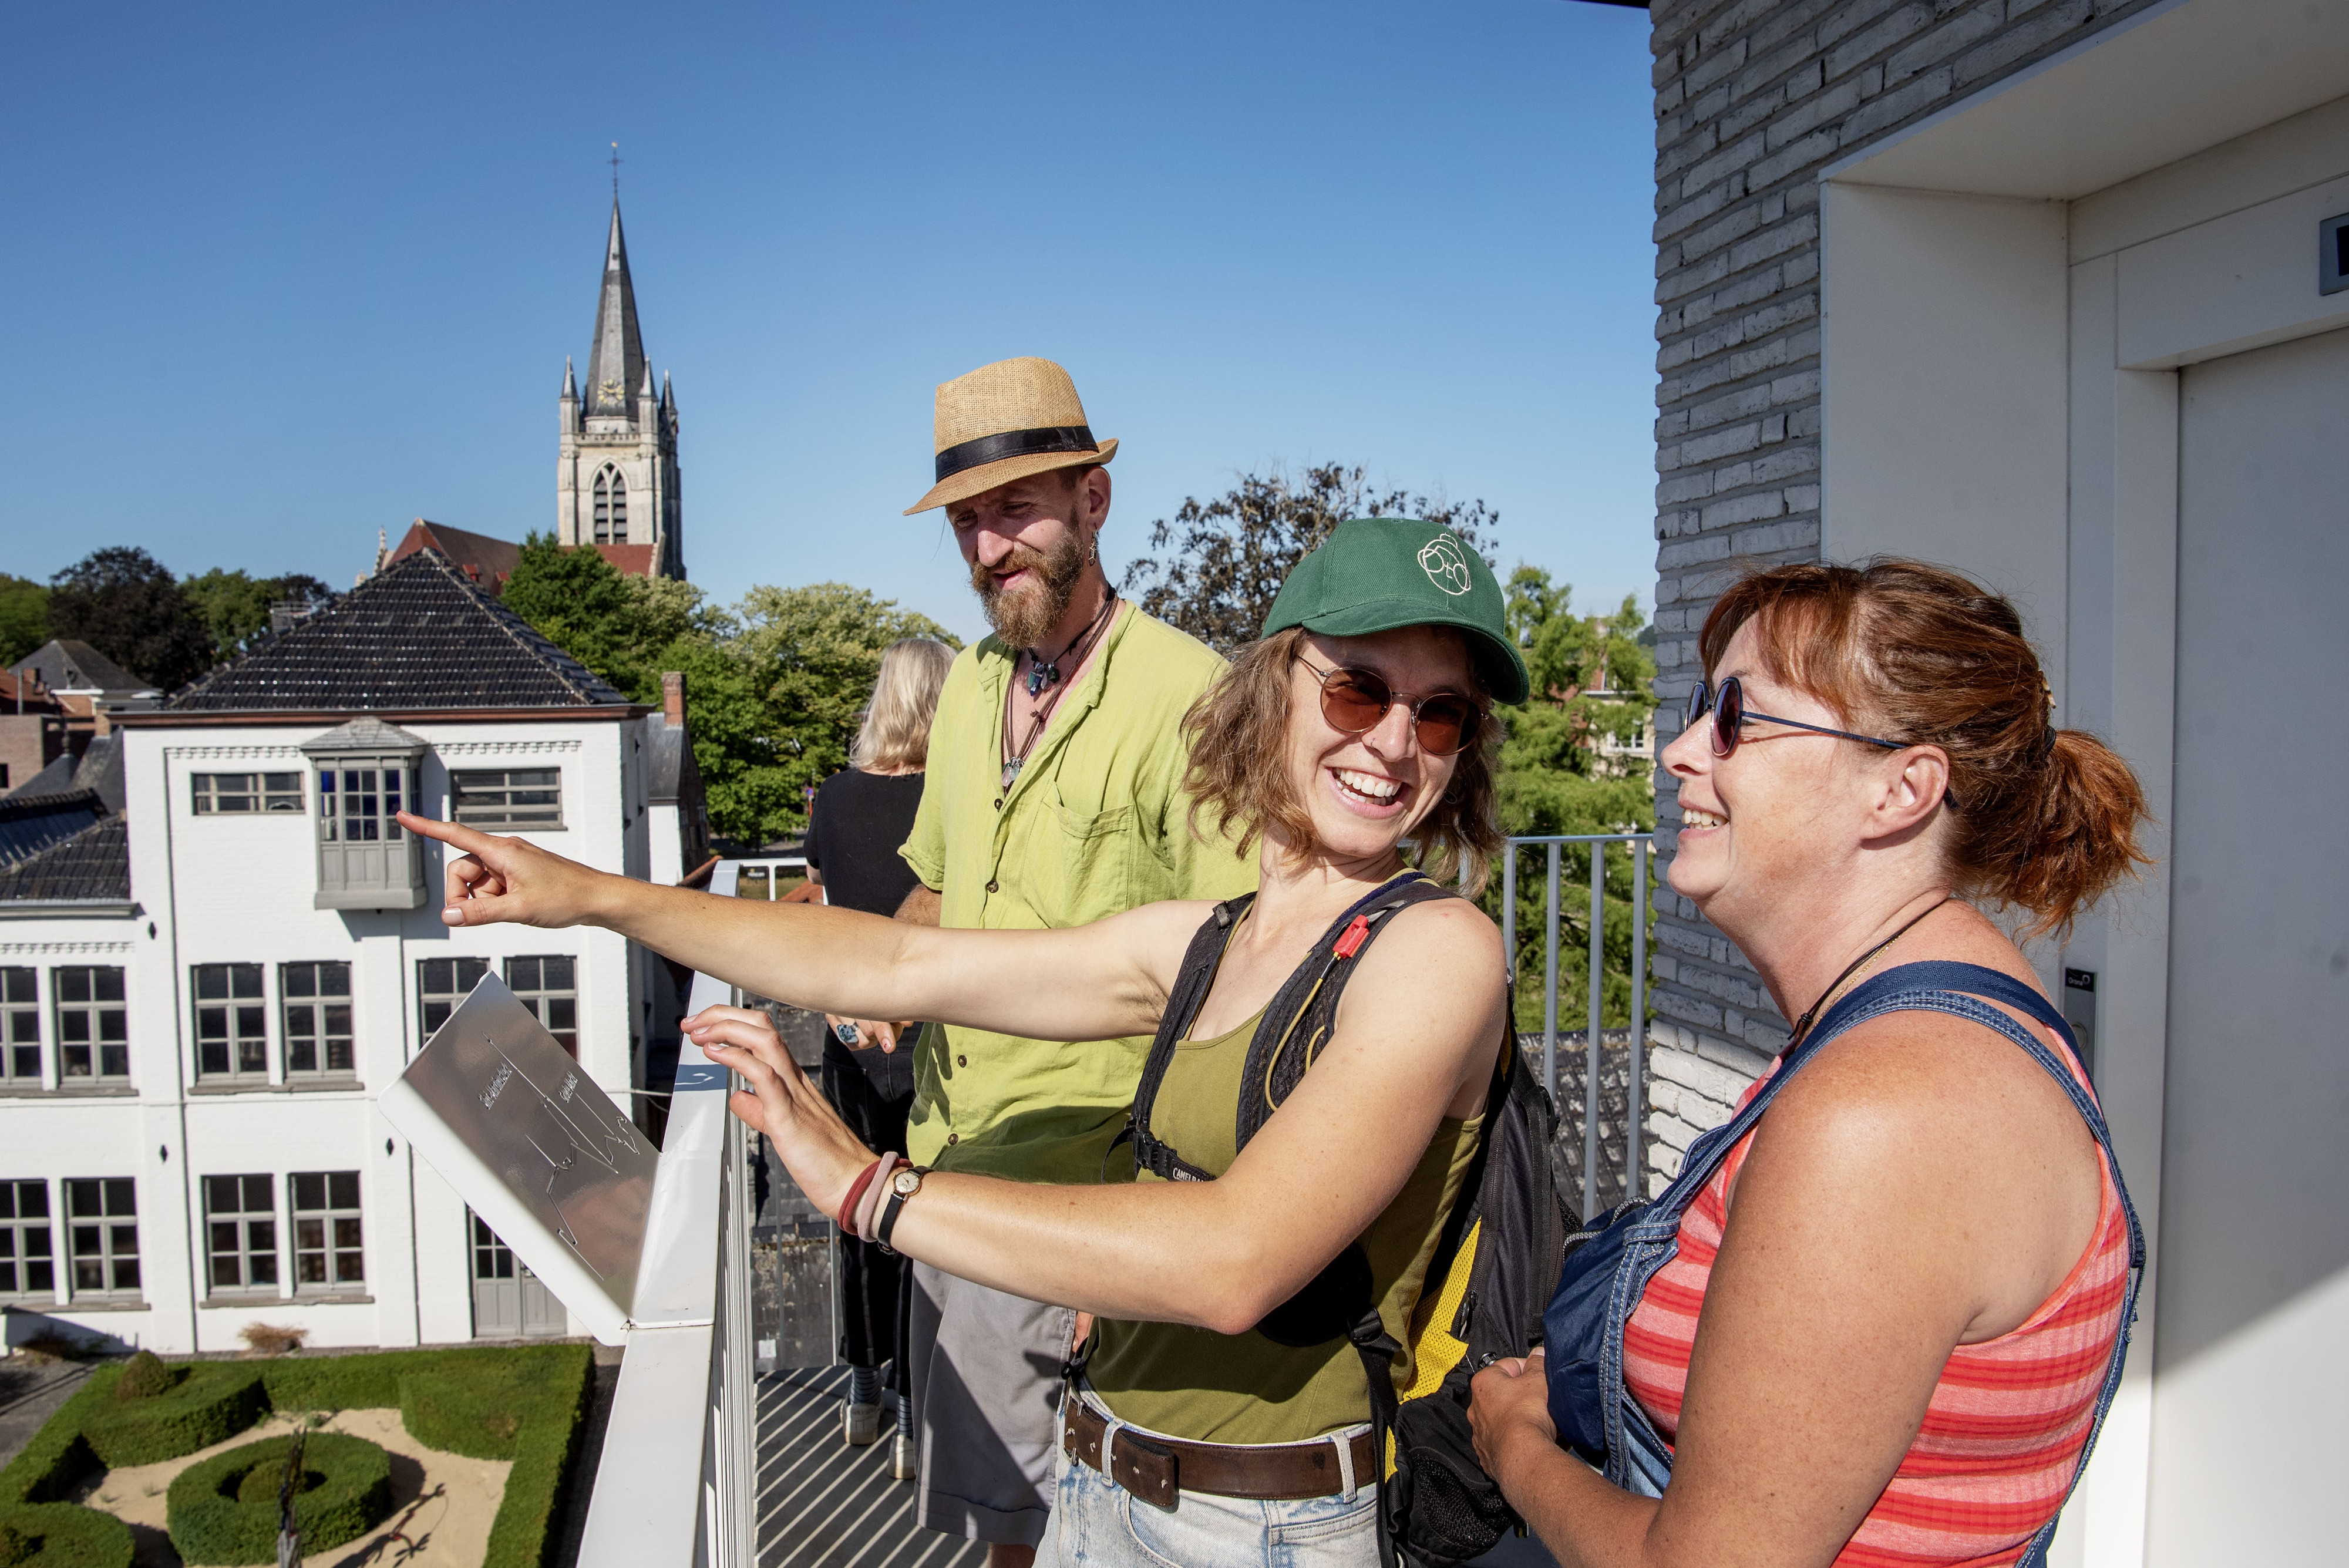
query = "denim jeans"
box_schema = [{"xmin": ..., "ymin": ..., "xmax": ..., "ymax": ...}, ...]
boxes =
[{"xmin": 1036, "ymin": 1399, "xmax": 1381, "ymax": 1568}]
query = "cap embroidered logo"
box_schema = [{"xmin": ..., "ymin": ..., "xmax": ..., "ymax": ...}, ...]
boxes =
[{"xmin": 1418, "ymin": 534, "xmax": 1473, "ymax": 596}]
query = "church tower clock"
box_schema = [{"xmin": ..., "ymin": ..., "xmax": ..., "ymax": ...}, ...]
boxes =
[{"xmin": 557, "ymin": 198, "xmax": 684, "ymax": 579}]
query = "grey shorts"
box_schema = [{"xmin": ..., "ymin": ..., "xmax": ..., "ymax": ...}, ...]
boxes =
[{"xmin": 908, "ymin": 1260, "xmax": 1078, "ymax": 1548}]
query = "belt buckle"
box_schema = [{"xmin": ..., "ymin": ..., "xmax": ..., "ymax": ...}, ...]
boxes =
[{"xmin": 1109, "ymin": 1429, "xmax": 1180, "ymax": 1512}]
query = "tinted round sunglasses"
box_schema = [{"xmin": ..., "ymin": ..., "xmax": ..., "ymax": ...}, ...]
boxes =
[
  {"xmin": 1685, "ymin": 675, "xmax": 1910, "ymax": 758},
  {"xmin": 1295, "ymin": 655, "xmax": 1485, "ymax": 756}
]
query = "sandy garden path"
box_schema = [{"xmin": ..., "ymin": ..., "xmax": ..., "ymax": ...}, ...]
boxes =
[{"xmin": 75, "ymin": 1406, "xmax": 511, "ymax": 1568}]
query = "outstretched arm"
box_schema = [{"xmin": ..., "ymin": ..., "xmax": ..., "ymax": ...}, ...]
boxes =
[
  {"xmin": 397, "ymin": 811, "xmax": 1189, "ymax": 1046},
  {"xmin": 692, "ymin": 896, "xmax": 1509, "ymax": 1332}
]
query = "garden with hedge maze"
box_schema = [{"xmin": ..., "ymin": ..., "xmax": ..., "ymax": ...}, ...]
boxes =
[
  {"xmin": 0, "ymin": 1343, "xmax": 591, "ymax": 1568},
  {"xmin": 166, "ymin": 1432, "xmax": 394, "ymax": 1566}
]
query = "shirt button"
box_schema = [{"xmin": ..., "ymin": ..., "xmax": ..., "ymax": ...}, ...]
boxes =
[
  {"xmin": 947, "ymin": 1133, "xmax": 958, "ymax": 1145},
  {"xmin": 985, "ymin": 879, "xmax": 999, "ymax": 893},
  {"xmin": 994, "ymin": 798, "xmax": 1003, "ymax": 811},
  {"xmin": 957, "ymin": 1054, "xmax": 968, "ymax": 1067}
]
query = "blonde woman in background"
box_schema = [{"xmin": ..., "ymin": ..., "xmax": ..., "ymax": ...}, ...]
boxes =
[{"xmin": 806, "ymin": 636, "xmax": 956, "ymax": 1472}]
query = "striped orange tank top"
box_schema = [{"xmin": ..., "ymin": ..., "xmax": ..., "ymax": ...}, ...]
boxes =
[{"xmin": 1622, "ymin": 1038, "xmax": 2131, "ymax": 1567}]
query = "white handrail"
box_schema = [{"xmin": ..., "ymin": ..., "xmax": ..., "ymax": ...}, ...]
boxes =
[{"xmin": 576, "ymin": 863, "xmax": 758, "ymax": 1568}]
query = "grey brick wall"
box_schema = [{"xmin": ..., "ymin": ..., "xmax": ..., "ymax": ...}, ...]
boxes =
[{"xmin": 1640, "ymin": 0, "xmax": 2165, "ymax": 1187}]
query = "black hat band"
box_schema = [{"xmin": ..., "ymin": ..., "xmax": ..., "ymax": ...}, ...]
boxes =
[{"xmin": 934, "ymin": 425, "xmax": 1097, "ymax": 483}]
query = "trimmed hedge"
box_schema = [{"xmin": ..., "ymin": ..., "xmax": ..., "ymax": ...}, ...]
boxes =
[
  {"xmin": 259, "ymin": 1345, "xmax": 594, "ymax": 1568},
  {"xmin": 0, "ymin": 1505, "xmax": 134, "ymax": 1568},
  {"xmin": 0, "ymin": 1344, "xmax": 593, "ymax": 1568},
  {"xmin": 79, "ymin": 1364, "xmax": 265, "ymax": 1468},
  {"xmin": 0, "ymin": 1377, "xmax": 110, "ymax": 1509},
  {"xmin": 167, "ymin": 1434, "xmax": 392, "ymax": 1566}
]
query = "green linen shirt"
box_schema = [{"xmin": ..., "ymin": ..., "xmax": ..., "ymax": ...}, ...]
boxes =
[{"xmin": 899, "ymin": 604, "xmax": 1259, "ymax": 1184}]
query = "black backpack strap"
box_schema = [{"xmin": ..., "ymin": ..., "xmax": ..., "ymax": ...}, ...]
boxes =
[
  {"xmin": 1234, "ymin": 872, "xmax": 1455, "ymax": 1152},
  {"xmin": 1120, "ymin": 892, "xmax": 1256, "ymax": 1183}
]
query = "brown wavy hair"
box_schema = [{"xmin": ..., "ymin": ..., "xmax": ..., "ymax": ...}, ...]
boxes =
[
  {"xmin": 1698, "ymin": 558, "xmax": 2151, "ymax": 938},
  {"xmin": 1181, "ymin": 626, "xmax": 1505, "ymax": 894}
]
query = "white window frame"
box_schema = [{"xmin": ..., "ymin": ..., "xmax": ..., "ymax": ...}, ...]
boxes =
[
  {"xmin": 450, "ymin": 766, "xmax": 565, "ymax": 830},
  {"xmin": 280, "ymin": 961, "xmax": 354, "ymax": 1078},
  {"xmin": 52, "ymin": 965, "xmax": 129, "ymax": 1085},
  {"xmin": 191, "ymin": 772, "xmax": 304, "ymax": 815},
  {"xmin": 289, "ymin": 1170, "xmax": 364, "ymax": 1294},
  {"xmin": 504, "ymin": 955, "xmax": 579, "ymax": 1056},
  {"xmin": 417, "ymin": 956, "xmax": 492, "ymax": 1042},
  {"xmin": 203, "ymin": 1173, "xmax": 280, "ymax": 1297},
  {"xmin": 62, "ymin": 1177, "xmax": 139, "ymax": 1301},
  {"xmin": 0, "ymin": 1178, "xmax": 58, "ymax": 1304},
  {"xmin": 1, "ymin": 967, "xmax": 41, "ymax": 1089},
  {"xmin": 193, "ymin": 963, "xmax": 270, "ymax": 1082}
]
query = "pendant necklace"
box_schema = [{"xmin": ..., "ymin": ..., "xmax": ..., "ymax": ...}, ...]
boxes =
[
  {"xmin": 1001, "ymin": 587, "xmax": 1118, "ymax": 793},
  {"xmin": 1783, "ymin": 894, "xmax": 1953, "ymax": 1050}
]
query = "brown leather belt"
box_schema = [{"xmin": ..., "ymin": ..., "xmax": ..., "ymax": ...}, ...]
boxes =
[{"xmin": 1061, "ymin": 1392, "xmax": 1377, "ymax": 1510}]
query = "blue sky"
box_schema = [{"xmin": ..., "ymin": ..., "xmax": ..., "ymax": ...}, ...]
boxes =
[{"xmin": 2, "ymin": 1, "xmax": 1657, "ymax": 645}]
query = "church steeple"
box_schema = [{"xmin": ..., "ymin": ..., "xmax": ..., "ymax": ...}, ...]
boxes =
[
  {"xmin": 583, "ymin": 200, "xmax": 647, "ymax": 424},
  {"xmin": 557, "ymin": 189, "xmax": 684, "ymax": 580}
]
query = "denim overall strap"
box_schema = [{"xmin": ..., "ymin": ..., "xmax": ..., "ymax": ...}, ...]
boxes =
[{"xmin": 1593, "ymin": 961, "xmax": 2145, "ymax": 1559}]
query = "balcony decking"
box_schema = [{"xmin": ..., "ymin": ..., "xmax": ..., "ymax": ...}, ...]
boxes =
[{"xmin": 758, "ymin": 1365, "xmax": 982, "ymax": 1568}]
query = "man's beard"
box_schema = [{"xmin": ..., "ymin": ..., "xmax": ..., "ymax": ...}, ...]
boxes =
[{"xmin": 972, "ymin": 525, "xmax": 1090, "ymax": 650}]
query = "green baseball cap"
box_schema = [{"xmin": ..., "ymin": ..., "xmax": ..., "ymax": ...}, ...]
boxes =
[{"xmin": 1262, "ymin": 518, "xmax": 1529, "ymax": 705}]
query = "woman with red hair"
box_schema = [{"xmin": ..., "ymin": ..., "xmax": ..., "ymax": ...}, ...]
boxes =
[{"xmin": 1470, "ymin": 559, "xmax": 2150, "ymax": 1568}]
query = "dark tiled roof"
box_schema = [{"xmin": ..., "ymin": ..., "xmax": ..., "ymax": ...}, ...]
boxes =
[
  {"xmin": 0, "ymin": 816, "xmax": 129, "ymax": 903},
  {"xmin": 4, "ymin": 755, "xmax": 78, "ymax": 803},
  {"xmin": 167, "ymin": 549, "xmax": 630, "ymax": 712},
  {"xmin": 0, "ymin": 790, "xmax": 105, "ymax": 869},
  {"xmin": 72, "ymin": 736, "xmax": 125, "ymax": 815},
  {"xmin": 8, "ymin": 639, "xmax": 156, "ymax": 696}
]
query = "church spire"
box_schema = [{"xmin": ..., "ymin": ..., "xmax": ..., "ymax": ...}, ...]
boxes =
[{"xmin": 583, "ymin": 198, "xmax": 646, "ymax": 422}]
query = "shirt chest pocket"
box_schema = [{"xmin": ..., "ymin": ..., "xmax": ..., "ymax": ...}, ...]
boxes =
[{"xmin": 1021, "ymin": 801, "xmax": 1138, "ymax": 928}]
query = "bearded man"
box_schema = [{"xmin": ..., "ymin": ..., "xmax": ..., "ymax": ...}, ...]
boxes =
[{"xmin": 841, "ymin": 357, "xmax": 1256, "ymax": 1564}]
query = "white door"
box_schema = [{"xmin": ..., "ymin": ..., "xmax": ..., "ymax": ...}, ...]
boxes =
[
  {"xmin": 2148, "ymin": 326, "xmax": 2349, "ymax": 1564},
  {"xmin": 470, "ymin": 1211, "xmax": 568, "ymax": 1340}
]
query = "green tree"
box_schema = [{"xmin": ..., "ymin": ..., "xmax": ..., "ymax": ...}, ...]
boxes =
[
  {"xmin": 182, "ymin": 569, "xmax": 336, "ymax": 663},
  {"xmin": 732, "ymin": 583, "xmax": 960, "ymax": 836},
  {"xmin": 1483, "ymin": 568, "xmax": 1658, "ymax": 1031},
  {"xmin": 46, "ymin": 547, "xmax": 212, "ymax": 690},
  {"xmin": 0, "ymin": 574, "xmax": 49, "ymax": 666},
  {"xmin": 500, "ymin": 537, "xmax": 958, "ymax": 846},
  {"xmin": 1124, "ymin": 462, "xmax": 1497, "ymax": 655}
]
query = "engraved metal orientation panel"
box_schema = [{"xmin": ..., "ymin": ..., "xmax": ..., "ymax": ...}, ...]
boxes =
[{"xmin": 381, "ymin": 973, "xmax": 656, "ymax": 1342}]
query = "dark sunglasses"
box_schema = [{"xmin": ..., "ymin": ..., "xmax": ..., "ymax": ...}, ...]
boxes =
[
  {"xmin": 1295, "ymin": 656, "xmax": 1485, "ymax": 757},
  {"xmin": 1685, "ymin": 675, "xmax": 1910, "ymax": 759}
]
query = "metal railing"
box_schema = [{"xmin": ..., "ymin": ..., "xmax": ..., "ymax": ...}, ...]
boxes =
[
  {"xmin": 1498, "ymin": 833, "xmax": 1651, "ymax": 1220},
  {"xmin": 576, "ymin": 864, "xmax": 760, "ymax": 1568}
]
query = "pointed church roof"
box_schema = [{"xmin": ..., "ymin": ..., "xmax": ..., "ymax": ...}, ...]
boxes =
[
  {"xmin": 161, "ymin": 549, "xmax": 630, "ymax": 714},
  {"xmin": 583, "ymin": 200, "xmax": 647, "ymax": 422}
]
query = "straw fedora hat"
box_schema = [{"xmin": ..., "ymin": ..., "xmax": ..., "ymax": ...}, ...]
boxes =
[{"xmin": 903, "ymin": 357, "xmax": 1118, "ymax": 514}]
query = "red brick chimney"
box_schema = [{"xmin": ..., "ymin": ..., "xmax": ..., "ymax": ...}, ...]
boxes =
[{"xmin": 662, "ymin": 671, "xmax": 686, "ymax": 727}]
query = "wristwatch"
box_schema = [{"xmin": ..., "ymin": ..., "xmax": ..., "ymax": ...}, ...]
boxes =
[{"xmin": 876, "ymin": 1163, "xmax": 929, "ymax": 1253}]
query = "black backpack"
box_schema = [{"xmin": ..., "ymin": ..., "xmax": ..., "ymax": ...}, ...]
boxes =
[{"xmin": 1115, "ymin": 871, "xmax": 1569, "ymax": 1567}]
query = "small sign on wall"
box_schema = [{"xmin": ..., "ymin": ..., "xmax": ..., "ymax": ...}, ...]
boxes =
[{"xmin": 2062, "ymin": 968, "xmax": 2098, "ymax": 1087}]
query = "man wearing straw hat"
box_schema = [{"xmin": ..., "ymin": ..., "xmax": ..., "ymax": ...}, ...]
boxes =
[{"xmin": 847, "ymin": 357, "xmax": 1256, "ymax": 1563}]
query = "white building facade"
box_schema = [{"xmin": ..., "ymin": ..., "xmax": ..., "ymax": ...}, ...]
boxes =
[{"xmin": 0, "ymin": 549, "xmax": 708, "ymax": 1356}]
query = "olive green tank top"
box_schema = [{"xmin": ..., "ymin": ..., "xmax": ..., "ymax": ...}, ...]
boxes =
[{"xmin": 1086, "ymin": 997, "xmax": 1484, "ymax": 1444}]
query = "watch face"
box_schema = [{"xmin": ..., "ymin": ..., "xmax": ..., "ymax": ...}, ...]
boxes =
[{"xmin": 891, "ymin": 1168, "xmax": 923, "ymax": 1197}]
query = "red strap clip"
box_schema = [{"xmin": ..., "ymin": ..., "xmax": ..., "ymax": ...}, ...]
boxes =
[{"xmin": 1332, "ymin": 914, "xmax": 1372, "ymax": 959}]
